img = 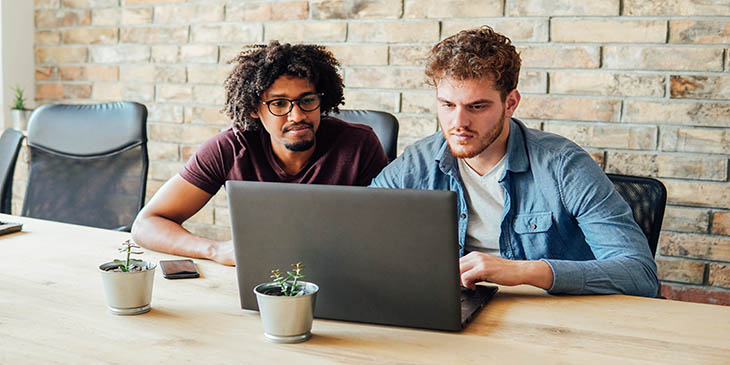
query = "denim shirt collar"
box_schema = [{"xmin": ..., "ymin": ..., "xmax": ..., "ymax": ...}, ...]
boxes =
[{"xmin": 436, "ymin": 118, "xmax": 530, "ymax": 179}]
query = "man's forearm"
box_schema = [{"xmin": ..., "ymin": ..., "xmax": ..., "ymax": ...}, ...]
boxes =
[
  {"xmin": 543, "ymin": 257, "xmax": 659, "ymax": 297},
  {"xmin": 131, "ymin": 215, "xmax": 218, "ymax": 260},
  {"xmin": 517, "ymin": 260, "xmax": 554, "ymax": 290}
]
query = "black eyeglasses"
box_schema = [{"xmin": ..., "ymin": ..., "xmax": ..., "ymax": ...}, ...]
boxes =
[{"xmin": 261, "ymin": 93, "xmax": 324, "ymax": 116}]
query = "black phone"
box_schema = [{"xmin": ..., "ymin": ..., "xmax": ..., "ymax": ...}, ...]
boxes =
[
  {"xmin": 159, "ymin": 259, "xmax": 200, "ymax": 279},
  {"xmin": 0, "ymin": 221, "xmax": 23, "ymax": 236}
]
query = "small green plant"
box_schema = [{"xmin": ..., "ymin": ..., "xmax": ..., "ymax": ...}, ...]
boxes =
[
  {"xmin": 11, "ymin": 86, "xmax": 26, "ymax": 110},
  {"xmin": 270, "ymin": 262, "xmax": 306, "ymax": 296},
  {"xmin": 113, "ymin": 240, "xmax": 145, "ymax": 272}
]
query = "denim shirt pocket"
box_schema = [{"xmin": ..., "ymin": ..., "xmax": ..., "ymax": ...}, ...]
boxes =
[{"xmin": 513, "ymin": 212, "xmax": 553, "ymax": 234}]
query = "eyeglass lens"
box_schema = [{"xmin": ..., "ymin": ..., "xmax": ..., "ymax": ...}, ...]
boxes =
[{"xmin": 266, "ymin": 93, "xmax": 322, "ymax": 116}]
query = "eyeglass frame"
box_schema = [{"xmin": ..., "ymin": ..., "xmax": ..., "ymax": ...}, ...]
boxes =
[{"xmin": 260, "ymin": 92, "xmax": 324, "ymax": 117}]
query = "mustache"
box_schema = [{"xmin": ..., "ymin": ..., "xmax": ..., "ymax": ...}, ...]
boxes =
[
  {"xmin": 282, "ymin": 122, "xmax": 314, "ymax": 133},
  {"xmin": 448, "ymin": 127, "xmax": 478, "ymax": 135}
]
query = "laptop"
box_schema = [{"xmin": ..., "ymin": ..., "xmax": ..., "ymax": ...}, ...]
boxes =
[{"xmin": 227, "ymin": 181, "xmax": 497, "ymax": 331}]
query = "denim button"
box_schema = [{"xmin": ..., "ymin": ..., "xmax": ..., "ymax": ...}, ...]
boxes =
[
  {"xmin": 530, "ymin": 224, "xmax": 537, "ymax": 230},
  {"xmin": 460, "ymin": 213, "xmax": 466, "ymax": 219}
]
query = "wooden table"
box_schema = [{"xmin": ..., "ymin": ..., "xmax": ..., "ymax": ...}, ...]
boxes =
[{"xmin": 2, "ymin": 214, "xmax": 729, "ymax": 364}]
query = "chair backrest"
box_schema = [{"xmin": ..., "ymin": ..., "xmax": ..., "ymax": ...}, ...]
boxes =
[
  {"xmin": 22, "ymin": 102, "xmax": 148, "ymax": 231},
  {"xmin": 606, "ymin": 173, "xmax": 667, "ymax": 257},
  {"xmin": 331, "ymin": 109, "xmax": 399, "ymax": 161},
  {"xmin": 0, "ymin": 128, "xmax": 25, "ymax": 214}
]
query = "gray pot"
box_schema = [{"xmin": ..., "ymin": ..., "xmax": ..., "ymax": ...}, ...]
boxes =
[
  {"xmin": 10, "ymin": 109, "xmax": 32, "ymax": 132},
  {"xmin": 99, "ymin": 261, "xmax": 156, "ymax": 315},
  {"xmin": 254, "ymin": 281, "xmax": 319, "ymax": 343}
]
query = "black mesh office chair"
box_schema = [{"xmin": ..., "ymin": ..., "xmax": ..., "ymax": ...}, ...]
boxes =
[
  {"xmin": 0, "ymin": 129, "xmax": 25, "ymax": 214},
  {"xmin": 331, "ymin": 109, "xmax": 399, "ymax": 161},
  {"xmin": 22, "ymin": 102, "xmax": 148, "ymax": 231},
  {"xmin": 606, "ymin": 173, "xmax": 667, "ymax": 257}
]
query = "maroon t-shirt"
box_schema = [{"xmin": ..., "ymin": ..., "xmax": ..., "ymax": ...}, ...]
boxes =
[{"xmin": 179, "ymin": 116, "xmax": 389, "ymax": 195}]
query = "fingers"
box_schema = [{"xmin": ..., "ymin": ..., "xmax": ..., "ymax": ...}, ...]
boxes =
[
  {"xmin": 459, "ymin": 252, "xmax": 493, "ymax": 288},
  {"xmin": 461, "ymin": 271, "xmax": 480, "ymax": 290},
  {"xmin": 458, "ymin": 251, "xmax": 479, "ymax": 274}
]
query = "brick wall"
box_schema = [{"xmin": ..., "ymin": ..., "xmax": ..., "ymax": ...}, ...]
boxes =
[{"xmin": 20, "ymin": 0, "xmax": 730, "ymax": 305}]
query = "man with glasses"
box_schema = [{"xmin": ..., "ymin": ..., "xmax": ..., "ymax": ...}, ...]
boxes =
[{"xmin": 132, "ymin": 41, "xmax": 388, "ymax": 266}]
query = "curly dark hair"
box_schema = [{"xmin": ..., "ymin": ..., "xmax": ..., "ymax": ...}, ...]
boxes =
[
  {"xmin": 223, "ymin": 41, "xmax": 344, "ymax": 131},
  {"xmin": 425, "ymin": 26, "xmax": 521, "ymax": 100}
]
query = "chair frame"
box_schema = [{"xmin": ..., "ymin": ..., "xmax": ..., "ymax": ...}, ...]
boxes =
[
  {"xmin": 606, "ymin": 173, "xmax": 667, "ymax": 257},
  {"xmin": 0, "ymin": 129, "xmax": 25, "ymax": 214},
  {"xmin": 331, "ymin": 109, "xmax": 399, "ymax": 161}
]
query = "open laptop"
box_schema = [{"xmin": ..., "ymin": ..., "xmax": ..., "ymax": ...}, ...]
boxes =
[{"xmin": 227, "ymin": 181, "xmax": 497, "ymax": 331}]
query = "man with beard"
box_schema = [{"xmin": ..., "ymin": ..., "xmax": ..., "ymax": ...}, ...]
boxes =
[
  {"xmin": 133, "ymin": 42, "xmax": 388, "ymax": 266},
  {"xmin": 370, "ymin": 27, "xmax": 658, "ymax": 297}
]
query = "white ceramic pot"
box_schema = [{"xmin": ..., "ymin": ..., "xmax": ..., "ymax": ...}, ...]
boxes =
[
  {"xmin": 254, "ymin": 281, "xmax": 319, "ymax": 343},
  {"xmin": 99, "ymin": 261, "xmax": 156, "ymax": 315}
]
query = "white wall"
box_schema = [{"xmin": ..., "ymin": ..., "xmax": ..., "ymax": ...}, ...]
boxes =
[{"xmin": 1, "ymin": 0, "xmax": 35, "ymax": 129}]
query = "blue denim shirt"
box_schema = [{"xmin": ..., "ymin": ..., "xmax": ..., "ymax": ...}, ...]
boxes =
[{"xmin": 371, "ymin": 118, "xmax": 658, "ymax": 297}]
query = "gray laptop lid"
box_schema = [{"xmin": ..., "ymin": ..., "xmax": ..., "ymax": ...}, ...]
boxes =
[{"xmin": 227, "ymin": 181, "xmax": 465, "ymax": 331}]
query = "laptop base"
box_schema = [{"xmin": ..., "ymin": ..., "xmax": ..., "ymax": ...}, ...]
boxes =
[{"xmin": 461, "ymin": 285, "xmax": 498, "ymax": 326}]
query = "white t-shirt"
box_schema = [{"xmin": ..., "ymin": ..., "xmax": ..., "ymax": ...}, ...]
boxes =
[{"xmin": 458, "ymin": 156, "xmax": 506, "ymax": 256}]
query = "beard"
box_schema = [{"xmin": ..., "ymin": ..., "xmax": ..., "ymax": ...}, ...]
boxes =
[
  {"xmin": 282, "ymin": 122, "xmax": 315, "ymax": 152},
  {"xmin": 284, "ymin": 139, "xmax": 315, "ymax": 152},
  {"xmin": 443, "ymin": 107, "xmax": 506, "ymax": 159}
]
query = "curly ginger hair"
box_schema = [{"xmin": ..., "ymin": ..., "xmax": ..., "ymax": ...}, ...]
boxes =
[{"xmin": 425, "ymin": 26, "xmax": 521, "ymax": 100}]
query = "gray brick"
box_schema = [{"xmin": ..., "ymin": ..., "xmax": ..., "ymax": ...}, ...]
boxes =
[
  {"xmin": 519, "ymin": 71, "xmax": 547, "ymax": 94},
  {"xmin": 389, "ymin": 45, "xmax": 431, "ymax": 66},
  {"xmin": 192, "ymin": 23, "xmax": 262, "ymax": 43},
  {"xmin": 624, "ymin": 0, "xmax": 730, "ymax": 16},
  {"xmin": 405, "ymin": 0, "xmax": 502, "ymax": 18},
  {"xmin": 517, "ymin": 95, "xmax": 621, "ymax": 122},
  {"xmin": 663, "ymin": 179, "xmax": 730, "ymax": 209},
  {"xmin": 265, "ymin": 22, "xmax": 346, "ymax": 42},
  {"xmin": 349, "ymin": 21, "xmax": 440, "ymax": 43},
  {"xmin": 442, "ymin": 19, "xmax": 549, "ymax": 42},
  {"xmin": 401, "ymin": 91, "xmax": 436, "ymax": 114},
  {"xmin": 341, "ymin": 89, "xmax": 399, "ymax": 112},
  {"xmin": 660, "ymin": 231, "xmax": 730, "ymax": 261},
  {"xmin": 606, "ymin": 152, "xmax": 727, "ymax": 181},
  {"xmin": 657, "ymin": 257, "xmax": 705, "ymax": 284},
  {"xmin": 507, "ymin": 0, "xmax": 619, "ymax": 16},
  {"xmin": 154, "ymin": 4, "xmax": 224, "ymax": 24},
  {"xmin": 604, "ymin": 46, "xmax": 724, "ymax": 71},
  {"xmin": 670, "ymin": 20, "xmax": 730, "ymax": 44},
  {"xmin": 312, "ymin": 0, "xmax": 401, "ymax": 19},
  {"xmin": 90, "ymin": 45, "xmax": 149, "ymax": 63},
  {"xmin": 551, "ymin": 72, "xmax": 665, "ymax": 97},
  {"xmin": 543, "ymin": 122, "xmax": 656, "ymax": 150},
  {"xmin": 625, "ymin": 101, "xmax": 730, "ymax": 127},
  {"xmin": 121, "ymin": 26, "xmax": 188, "ymax": 44},
  {"xmin": 327, "ymin": 44, "xmax": 388, "ymax": 66},
  {"xmin": 397, "ymin": 114, "xmax": 438, "ymax": 138},
  {"xmin": 552, "ymin": 19, "xmax": 666, "ymax": 43},
  {"xmin": 663, "ymin": 206, "xmax": 710, "ymax": 234},
  {"xmin": 346, "ymin": 67, "xmax": 429, "ymax": 89},
  {"xmin": 519, "ymin": 45, "xmax": 600, "ymax": 68},
  {"xmin": 661, "ymin": 126, "xmax": 730, "ymax": 155}
]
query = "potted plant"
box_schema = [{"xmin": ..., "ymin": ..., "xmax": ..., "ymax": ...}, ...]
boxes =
[
  {"xmin": 99, "ymin": 240, "xmax": 156, "ymax": 315},
  {"xmin": 9, "ymin": 86, "xmax": 32, "ymax": 131},
  {"xmin": 253, "ymin": 262, "xmax": 319, "ymax": 343}
]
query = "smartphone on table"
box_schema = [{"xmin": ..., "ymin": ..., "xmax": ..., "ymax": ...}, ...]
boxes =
[
  {"xmin": 0, "ymin": 221, "xmax": 23, "ymax": 236},
  {"xmin": 159, "ymin": 259, "xmax": 200, "ymax": 279}
]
